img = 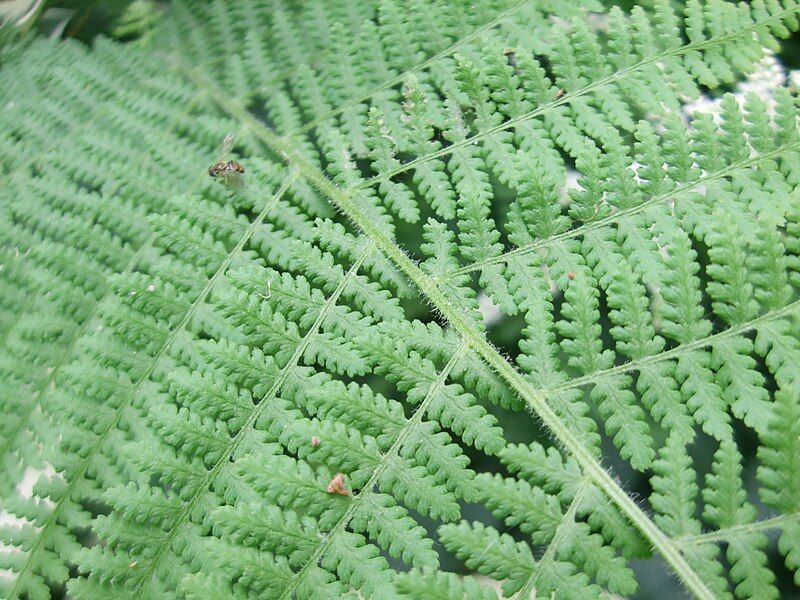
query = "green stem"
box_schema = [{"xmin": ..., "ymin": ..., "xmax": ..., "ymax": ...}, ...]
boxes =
[
  {"xmin": 129, "ymin": 240, "xmax": 371, "ymax": 599},
  {"xmin": 280, "ymin": 344, "xmax": 468, "ymax": 598},
  {"xmin": 445, "ymin": 142, "xmax": 800, "ymax": 278},
  {"xmin": 547, "ymin": 298, "xmax": 800, "ymax": 394},
  {"xmin": 515, "ymin": 478, "xmax": 592, "ymax": 599},
  {"xmin": 186, "ymin": 70, "xmax": 716, "ymax": 600},
  {"xmin": 679, "ymin": 512, "xmax": 800, "ymax": 546}
]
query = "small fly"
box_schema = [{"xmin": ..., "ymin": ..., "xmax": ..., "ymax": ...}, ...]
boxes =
[{"xmin": 208, "ymin": 160, "xmax": 246, "ymax": 187}]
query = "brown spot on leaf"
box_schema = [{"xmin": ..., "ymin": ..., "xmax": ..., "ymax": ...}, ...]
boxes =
[{"xmin": 326, "ymin": 473, "xmax": 349, "ymax": 496}]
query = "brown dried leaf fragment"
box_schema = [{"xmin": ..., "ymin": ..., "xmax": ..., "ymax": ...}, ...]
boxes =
[{"xmin": 326, "ymin": 473, "xmax": 349, "ymax": 496}]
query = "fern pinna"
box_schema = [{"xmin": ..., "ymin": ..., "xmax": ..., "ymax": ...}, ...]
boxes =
[{"xmin": 1, "ymin": 0, "xmax": 799, "ymax": 599}]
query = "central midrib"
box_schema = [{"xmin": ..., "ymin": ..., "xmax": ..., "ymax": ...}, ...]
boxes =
[
  {"xmin": 165, "ymin": 6, "xmax": 800, "ymax": 596},
  {"xmin": 128, "ymin": 242, "xmax": 372, "ymax": 599},
  {"xmin": 443, "ymin": 141, "xmax": 800, "ymax": 278},
  {"xmin": 278, "ymin": 344, "xmax": 469, "ymax": 598},
  {"xmin": 183, "ymin": 64, "xmax": 717, "ymax": 600}
]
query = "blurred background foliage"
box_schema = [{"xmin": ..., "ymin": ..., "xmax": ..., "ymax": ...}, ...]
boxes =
[
  {"xmin": 0, "ymin": 0, "xmax": 160, "ymax": 41},
  {"xmin": 2, "ymin": 0, "xmax": 799, "ymax": 64},
  {"xmin": 0, "ymin": 0, "xmax": 689, "ymax": 42},
  {"xmin": 2, "ymin": 0, "xmax": 798, "ymax": 68}
]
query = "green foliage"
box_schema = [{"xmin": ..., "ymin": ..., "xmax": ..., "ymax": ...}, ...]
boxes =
[{"xmin": 1, "ymin": 1, "xmax": 800, "ymax": 599}]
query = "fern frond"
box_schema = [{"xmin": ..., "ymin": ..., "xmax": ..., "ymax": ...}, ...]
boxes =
[
  {"xmin": 3, "ymin": 1, "xmax": 800, "ymax": 598},
  {"xmin": 758, "ymin": 386, "xmax": 800, "ymax": 586},
  {"xmin": 439, "ymin": 521, "xmax": 535, "ymax": 596},
  {"xmin": 197, "ymin": 6, "xmax": 799, "ymax": 592},
  {"xmin": 0, "ymin": 36, "xmax": 217, "ymax": 500},
  {"xmin": 705, "ymin": 441, "xmax": 778, "ymax": 598}
]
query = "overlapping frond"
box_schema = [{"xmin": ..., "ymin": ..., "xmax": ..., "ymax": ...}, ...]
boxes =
[
  {"xmin": 0, "ymin": 36, "xmax": 223, "ymax": 499},
  {"xmin": 0, "ymin": 36, "xmax": 245, "ymax": 595}
]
